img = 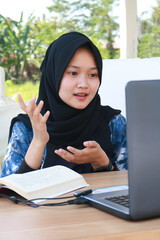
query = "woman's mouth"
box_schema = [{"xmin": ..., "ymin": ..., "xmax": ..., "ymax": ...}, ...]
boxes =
[{"xmin": 74, "ymin": 93, "xmax": 88, "ymax": 100}]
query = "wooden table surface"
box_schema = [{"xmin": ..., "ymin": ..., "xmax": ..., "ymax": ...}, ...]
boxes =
[{"xmin": 0, "ymin": 170, "xmax": 160, "ymax": 240}]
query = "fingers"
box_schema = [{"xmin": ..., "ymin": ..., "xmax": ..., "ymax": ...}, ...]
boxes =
[
  {"xmin": 27, "ymin": 97, "xmax": 37, "ymax": 115},
  {"xmin": 55, "ymin": 141, "xmax": 100, "ymax": 162},
  {"xmin": 17, "ymin": 93, "xmax": 50, "ymax": 124},
  {"xmin": 17, "ymin": 93, "xmax": 37, "ymax": 115},
  {"xmin": 32, "ymin": 100, "xmax": 43, "ymax": 118},
  {"xmin": 41, "ymin": 110, "xmax": 50, "ymax": 124},
  {"xmin": 54, "ymin": 140, "xmax": 104, "ymax": 166},
  {"xmin": 17, "ymin": 93, "xmax": 27, "ymax": 112},
  {"xmin": 55, "ymin": 144, "xmax": 94, "ymax": 164},
  {"xmin": 55, "ymin": 149, "xmax": 76, "ymax": 162},
  {"xmin": 67, "ymin": 146, "xmax": 84, "ymax": 156},
  {"xmin": 32, "ymin": 101, "xmax": 50, "ymax": 124},
  {"xmin": 55, "ymin": 144, "xmax": 88, "ymax": 161},
  {"xmin": 83, "ymin": 140, "xmax": 99, "ymax": 148}
]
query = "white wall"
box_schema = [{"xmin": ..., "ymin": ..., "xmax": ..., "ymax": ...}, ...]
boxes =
[{"xmin": 99, "ymin": 57, "xmax": 160, "ymax": 117}]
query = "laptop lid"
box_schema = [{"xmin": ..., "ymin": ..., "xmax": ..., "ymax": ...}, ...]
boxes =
[
  {"xmin": 75, "ymin": 80, "xmax": 160, "ymax": 220},
  {"xmin": 126, "ymin": 80, "xmax": 160, "ymax": 220}
]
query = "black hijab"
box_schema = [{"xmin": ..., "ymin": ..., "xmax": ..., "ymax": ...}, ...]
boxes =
[{"xmin": 10, "ymin": 32, "xmax": 120, "ymax": 173}]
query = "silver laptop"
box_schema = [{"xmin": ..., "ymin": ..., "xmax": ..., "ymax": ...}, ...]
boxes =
[{"xmin": 74, "ymin": 80, "xmax": 160, "ymax": 220}]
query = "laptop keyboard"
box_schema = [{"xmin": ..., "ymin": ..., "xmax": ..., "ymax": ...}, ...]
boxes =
[{"xmin": 105, "ymin": 194, "xmax": 129, "ymax": 208}]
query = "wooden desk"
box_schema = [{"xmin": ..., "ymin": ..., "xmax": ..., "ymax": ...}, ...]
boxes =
[{"xmin": 0, "ymin": 170, "xmax": 160, "ymax": 240}]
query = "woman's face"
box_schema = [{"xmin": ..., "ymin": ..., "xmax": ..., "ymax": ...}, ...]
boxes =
[{"xmin": 59, "ymin": 47, "xmax": 100, "ymax": 109}]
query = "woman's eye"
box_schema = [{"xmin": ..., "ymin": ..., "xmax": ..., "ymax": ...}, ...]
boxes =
[
  {"xmin": 89, "ymin": 73, "xmax": 98, "ymax": 78},
  {"xmin": 69, "ymin": 72, "xmax": 77, "ymax": 76}
]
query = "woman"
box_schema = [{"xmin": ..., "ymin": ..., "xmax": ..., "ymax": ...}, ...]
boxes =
[{"xmin": 1, "ymin": 32, "xmax": 127, "ymax": 177}]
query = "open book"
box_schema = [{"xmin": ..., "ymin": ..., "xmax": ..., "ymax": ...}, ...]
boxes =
[{"xmin": 0, "ymin": 165, "xmax": 89, "ymax": 201}]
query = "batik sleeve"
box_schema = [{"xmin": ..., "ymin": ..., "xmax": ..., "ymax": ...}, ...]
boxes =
[{"xmin": 109, "ymin": 114, "xmax": 128, "ymax": 170}]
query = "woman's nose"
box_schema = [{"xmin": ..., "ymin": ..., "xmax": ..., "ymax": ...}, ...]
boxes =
[{"xmin": 77, "ymin": 75, "xmax": 88, "ymax": 88}]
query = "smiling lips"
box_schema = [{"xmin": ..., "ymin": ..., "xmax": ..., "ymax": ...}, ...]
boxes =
[{"xmin": 74, "ymin": 92, "xmax": 88, "ymax": 100}]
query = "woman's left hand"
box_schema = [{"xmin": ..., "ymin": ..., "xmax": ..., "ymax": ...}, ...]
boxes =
[{"xmin": 55, "ymin": 141, "xmax": 110, "ymax": 169}]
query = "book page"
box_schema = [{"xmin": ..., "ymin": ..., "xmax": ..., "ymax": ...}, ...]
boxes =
[{"xmin": 0, "ymin": 165, "xmax": 88, "ymax": 194}]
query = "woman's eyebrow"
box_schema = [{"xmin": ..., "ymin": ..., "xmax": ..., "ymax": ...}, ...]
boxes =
[
  {"xmin": 68, "ymin": 65, "xmax": 98, "ymax": 70},
  {"xmin": 68, "ymin": 65, "xmax": 80, "ymax": 69}
]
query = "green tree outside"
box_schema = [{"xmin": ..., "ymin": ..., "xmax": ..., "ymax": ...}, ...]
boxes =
[
  {"xmin": 2, "ymin": 0, "xmax": 160, "ymax": 88},
  {"xmin": 138, "ymin": 0, "xmax": 160, "ymax": 58},
  {"xmin": 0, "ymin": 0, "xmax": 120, "ymax": 84},
  {"xmin": 0, "ymin": 13, "xmax": 42, "ymax": 82},
  {"xmin": 47, "ymin": 0, "xmax": 120, "ymax": 59}
]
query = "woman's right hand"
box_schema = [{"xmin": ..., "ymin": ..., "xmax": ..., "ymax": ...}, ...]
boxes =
[
  {"xmin": 17, "ymin": 93, "xmax": 50, "ymax": 146},
  {"xmin": 17, "ymin": 93, "xmax": 50, "ymax": 169}
]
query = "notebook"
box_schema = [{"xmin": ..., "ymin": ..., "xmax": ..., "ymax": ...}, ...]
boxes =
[{"xmin": 74, "ymin": 80, "xmax": 160, "ymax": 220}]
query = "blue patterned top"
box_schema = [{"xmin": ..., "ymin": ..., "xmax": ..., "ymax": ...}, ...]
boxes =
[{"xmin": 1, "ymin": 114, "xmax": 128, "ymax": 177}]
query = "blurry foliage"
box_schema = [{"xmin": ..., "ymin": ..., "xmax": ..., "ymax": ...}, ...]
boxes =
[
  {"xmin": 0, "ymin": 0, "xmax": 120, "ymax": 84},
  {"xmin": 47, "ymin": 0, "xmax": 120, "ymax": 59},
  {"xmin": 0, "ymin": 13, "xmax": 42, "ymax": 82},
  {"xmin": 138, "ymin": 0, "xmax": 160, "ymax": 58},
  {"xmin": 2, "ymin": 0, "xmax": 160, "ymax": 84},
  {"xmin": 5, "ymin": 80, "xmax": 39, "ymax": 101}
]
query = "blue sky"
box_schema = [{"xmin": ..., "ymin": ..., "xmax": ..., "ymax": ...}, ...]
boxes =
[{"xmin": 0, "ymin": 0, "xmax": 157, "ymax": 22}]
